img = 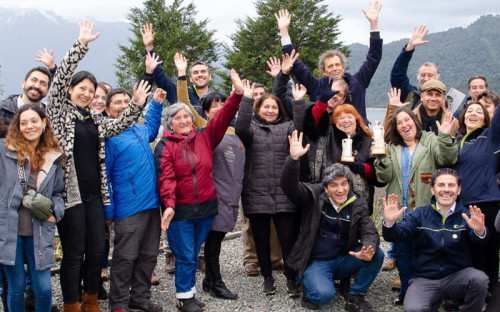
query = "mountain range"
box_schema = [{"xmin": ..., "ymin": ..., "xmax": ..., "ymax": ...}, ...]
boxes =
[{"xmin": 0, "ymin": 8, "xmax": 498, "ymax": 108}]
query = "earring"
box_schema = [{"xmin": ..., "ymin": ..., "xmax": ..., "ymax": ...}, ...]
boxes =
[{"xmin": 42, "ymin": 127, "xmax": 46, "ymax": 133}]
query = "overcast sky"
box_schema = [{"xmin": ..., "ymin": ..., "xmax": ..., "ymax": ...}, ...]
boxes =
[{"xmin": 3, "ymin": 0, "xmax": 500, "ymax": 45}]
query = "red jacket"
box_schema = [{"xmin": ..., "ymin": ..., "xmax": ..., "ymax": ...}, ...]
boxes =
[{"xmin": 154, "ymin": 92, "xmax": 242, "ymax": 220}]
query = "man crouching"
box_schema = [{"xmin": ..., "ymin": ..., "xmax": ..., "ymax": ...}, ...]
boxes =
[
  {"xmin": 383, "ymin": 168, "xmax": 489, "ymax": 312},
  {"xmin": 281, "ymin": 130, "xmax": 384, "ymax": 311}
]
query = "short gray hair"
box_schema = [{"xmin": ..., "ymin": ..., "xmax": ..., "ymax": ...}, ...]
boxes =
[
  {"xmin": 318, "ymin": 49, "xmax": 346, "ymax": 74},
  {"xmin": 322, "ymin": 163, "xmax": 353, "ymax": 186},
  {"xmin": 164, "ymin": 103, "xmax": 194, "ymax": 132}
]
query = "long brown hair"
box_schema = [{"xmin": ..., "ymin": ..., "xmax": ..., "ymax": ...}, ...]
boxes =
[
  {"xmin": 331, "ymin": 104, "xmax": 373, "ymax": 139},
  {"xmin": 6, "ymin": 104, "xmax": 62, "ymax": 171}
]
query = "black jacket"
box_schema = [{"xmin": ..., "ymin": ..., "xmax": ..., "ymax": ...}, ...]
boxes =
[{"xmin": 281, "ymin": 156, "xmax": 379, "ymax": 277}]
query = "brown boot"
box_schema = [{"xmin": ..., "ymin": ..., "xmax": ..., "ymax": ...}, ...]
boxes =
[
  {"xmin": 80, "ymin": 292, "xmax": 101, "ymax": 312},
  {"xmin": 63, "ymin": 302, "xmax": 80, "ymax": 312}
]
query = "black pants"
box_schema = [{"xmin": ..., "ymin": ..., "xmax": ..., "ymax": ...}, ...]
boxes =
[
  {"xmin": 247, "ymin": 212, "xmax": 300, "ymax": 279},
  {"xmin": 470, "ymin": 201, "xmax": 500, "ymax": 290},
  {"xmin": 109, "ymin": 209, "xmax": 161, "ymax": 310},
  {"xmin": 204, "ymin": 230, "xmax": 227, "ymax": 283},
  {"xmin": 57, "ymin": 194, "xmax": 105, "ymax": 303}
]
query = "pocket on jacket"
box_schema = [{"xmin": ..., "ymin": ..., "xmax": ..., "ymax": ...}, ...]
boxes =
[{"xmin": 42, "ymin": 221, "xmax": 56, "ymax": 249}]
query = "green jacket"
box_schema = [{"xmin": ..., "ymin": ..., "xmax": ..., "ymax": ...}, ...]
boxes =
[{"xmin": 374, "ymin": 131, "xmax": 457, "ymax": 212}]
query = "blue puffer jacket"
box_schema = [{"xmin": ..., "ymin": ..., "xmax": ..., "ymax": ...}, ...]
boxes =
[
  {"xmin": 104, "ymin": 99, "xmax": 163, "ymax": 221},
  {"xmin": 0, "ymin": 139, "xmax": 65, "ymax": 270},
  {"xmin": 383, "ymin": 198, "xmax": 488, "ymax": 279},
  {"xmin": 455, "ymin": 105, "xmax": 500, "ymax": 205}
]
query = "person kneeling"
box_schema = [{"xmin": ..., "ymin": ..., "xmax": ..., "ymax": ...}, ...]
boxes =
[
  {"xmin": 383, "ymin": 168, "xmax": 489, "ymax": 312},
  {"xmin": 281, "ymin": 131, "xmax": 384, "ymax": 311}
]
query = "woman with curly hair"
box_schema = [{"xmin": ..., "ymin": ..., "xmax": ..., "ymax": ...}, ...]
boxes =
[{"xmin": 0, "ymin": 104, "xmax": 65, "ymax": 312}]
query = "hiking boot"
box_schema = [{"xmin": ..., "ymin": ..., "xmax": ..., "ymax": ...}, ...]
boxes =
[
  {"xmin": 165, "ymin": 252, "xmax": 175, "ymax": 274},
  {"xmin": 129, "ymin": 301, "xmax": 163, "ymax": 312},
  {"xmin": 80, "ymin": 292, "xmax": 101, "ymax": 312},
  {"xmin": 209, "ymin": 280, "xmax": 238, "ymax": 300},
  {"xmin": 177, "ymin": 297, "xmax": 203, "ymax": 312},
  {"xmin": 381, "ymin": 258, "xmax": 397, "ymax": 271},
  {"xmin": 192, "ymin": 295, "xmax": 207, "ymax": 311},
  {"xmin": 151, "ymin": 270, "xmax": 160, "ymax": 286},
  {"xmin": 244, "ymin": 263, "xmax": 259, "ymax": 276},
  {"xmin": 286, "ymin": 277, "xmax": 301, "ymax": 297},
  {"xmin": 263, "ymin": 276, "xmax": 275, "ymax": 295},
  {"xmin": 344, "ymin": 294, "xmax": 374, "ymax": 312}
]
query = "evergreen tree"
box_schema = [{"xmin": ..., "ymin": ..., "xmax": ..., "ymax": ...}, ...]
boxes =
[
  {"xmin": 115, "ymin": 0, "xmax": 219, "ymax": 89},
  {"xmin": 222, "ymin": 0, "xmax": 347, "ymax": 93}
]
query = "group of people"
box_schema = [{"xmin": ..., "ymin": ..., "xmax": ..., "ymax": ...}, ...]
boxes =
[{"xmin": 0, "ymin": 2, "xmax": 499, "ymax": 312}]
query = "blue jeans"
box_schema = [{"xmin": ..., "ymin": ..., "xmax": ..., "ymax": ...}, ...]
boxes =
[
  {"xmin": 301, "ymin": 246, "xmax": 384, "ymax": 306},
  {"xmin": 167, "ymin": 216, "xmax": 214, "ymax": 299},
  {"xmin": 386, "ymin": 242, "xmax": 396, "ymax": 260},
  {"xmin": 395, "ymin": 240, "xmax": 414, "ymax": 292},
  {"xmin": 2, "ymin": 236, "xmax": 52, "ymax": 312}
]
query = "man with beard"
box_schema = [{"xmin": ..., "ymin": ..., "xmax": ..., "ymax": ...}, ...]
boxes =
[{"xmin": 0, "ymin": 66, "xmax": 53, "ymax": 129}]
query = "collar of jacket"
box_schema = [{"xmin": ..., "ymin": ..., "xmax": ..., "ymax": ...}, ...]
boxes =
[{"xmin": 163, "ymin": 125, "xmax": 199, "ymax": 141}]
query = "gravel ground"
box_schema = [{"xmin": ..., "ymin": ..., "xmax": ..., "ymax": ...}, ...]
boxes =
[
  {"xmin": 43, "ymin": 237, "xmax": 466, "ymax": 312},
  {"xmin": 4, "ymin": 187, "xmax": 485, "ymax": 311}
]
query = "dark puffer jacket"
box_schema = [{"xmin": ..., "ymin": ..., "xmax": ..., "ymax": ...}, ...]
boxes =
[{"xmin": 235, "ymin": 96, "xmax": 299, "ymax": 215}]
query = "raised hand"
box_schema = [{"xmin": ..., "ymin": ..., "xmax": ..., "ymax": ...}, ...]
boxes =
[
  {"xmin": 406, "ymin": 25, "xmax": 430, "ymax": 51},
  {"xmin": 231, "ymin": 69, "xmax": 244, "ymax": 95},
  {"xmin": 153, "ymin": 88, "xmax": 167, "ymax": 104},
  {"xmin": 174, "ymin": 52, "xmax": 187, "ymax": 76},
  {"xmin": 132, "ymin": 80, "xmax": 152, "ymax": 105},
  {"xmin": 145, "ymin": 52, "xmax": 162, "ymax": 74},
  {"xmin": 317, "ymin": 76, "xmax": 339, "ymax": 103},
  {"xmin": 387, "ymin": 88, "xmax": 409, "ymax": 107},
  {"xmin": 349, "ymin": 245, "xmax": 376, "ymax": 261},
  {"xmin": 436, "ymin": 112, "xmax": 455, "ymax": 135},
  {"xmin": 463, "ymin": 205, "xmax": 486, "ymax": 236},
  {"xmin": 282, "ymin": 49, "xmax": 300, "ymax": 75},
  {"xmin": 266, "ymin": 56, "xmax": 281, "ymax": 78},
  {"xmin": 78, "ymin": 19, "xmax": 100, "ymax": 46},
  {"xmin": 141, "ymin": 23, "xmax": 155, "ymax": 51},
  {"xmin": 291, "ymin": 84, "xmax": 307, "ymax": 101},
  {"xmin": 362, "ymin": 1, "xmax": 382, "ymax": 30},
  {"xmin": 288, "ymin": 130, "xmax": 310, "ymax": 160},
  {"xmin": 383, "ymin": 193, "xmax": 407, "ymax": 223},
  {"xmin": 275, "ymin": 9, "xmax": 291, "ymax": 37},
  {"xmin": 35, "ymin": 48, "xmax": 55, "ymax": 69},
  {"xmin": 242, "ymin": 79, "xmax": 253, "ymax": 98},
  {"xmin": 161, "ymin": 207, "xmax": 175, "ymax": 231}
]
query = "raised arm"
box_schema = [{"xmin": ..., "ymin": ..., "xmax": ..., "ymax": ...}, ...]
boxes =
[
  {"xmin": 141, "ymin": 23, "xmax": 177, "ymax": 104},
  {"xmin": 276, "ymin": 9, "xmax": 320, "ymax": 100},
  {"xmin": 174, "ymin": 52, "xmax": 207, "ymax": 128},
  {"xmin": 390, "ymin": 25, "xmax": 429, "ymax": 101},
  {"xmin": 205, "ymin": 69, "xmax": 243, "ymax": 149},
  {"xmin": 100, "ymin": 80, "xmax": 151, "ymax": 137},
  {"xmin": 273, "ymin": 50, "xmax": 300, "ymax": 118},
  {"xmin": 382, "ymin": 88, "xmax": 410, "ymax": 141},
  {"xmin": 352, "ymin": 1, "xmax": 383, "ymax": 90},
  {"xmin": 143, "ymin": 88, "xmax": 166, "ymax": 142},
  {"xmin": 280, "ymin": 130, "xmax": 312, "ymax": 204},
  {"xmin": 47, "ymin": 20, "xmax": 98, "ymax": 120}
]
